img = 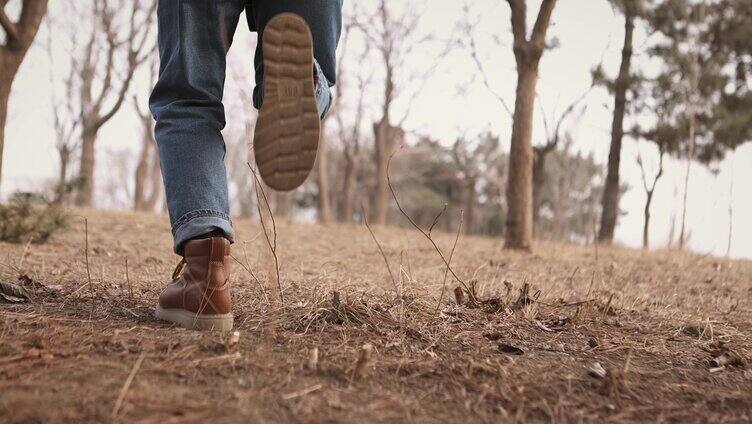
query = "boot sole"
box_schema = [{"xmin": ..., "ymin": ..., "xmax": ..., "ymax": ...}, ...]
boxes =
[
  {"xmin": 254, "ymin": 13, "xmax": 320, "ymax": 191},
  {"xmin": 155, "ymin": 305, "xmax": 234, "ymax": 332}
]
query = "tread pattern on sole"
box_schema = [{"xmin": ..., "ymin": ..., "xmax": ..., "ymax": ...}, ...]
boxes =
[{"xmin": 254, "ymin": 13, "xmax": 320, "ymax": 192}]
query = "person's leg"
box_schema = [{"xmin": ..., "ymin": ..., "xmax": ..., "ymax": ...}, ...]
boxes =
[
  {"xmin": 247, "ymin": 0, "xmax": 343, "ymax": 117},
  {"xmin": 247, "ymin": 1, "xmax": 343, "ymax": 191},
  {"xmin": 149, "ymin": 0, "xmax": 245, "ymax": 254}
]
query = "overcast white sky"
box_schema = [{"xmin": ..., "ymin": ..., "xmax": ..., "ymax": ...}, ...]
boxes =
[{"xmin": 2, "ymin": 0, "xmax": 750, "ymax": 258}]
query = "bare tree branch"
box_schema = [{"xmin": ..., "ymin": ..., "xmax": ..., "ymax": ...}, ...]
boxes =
[
  {"xmin": 95, "ymin": 0, "xmax": 156, "ymax": 129},
  {"xmin": 636, "ymin": 143, "xmax": 664, "ymax": 194},
  {"xmin": 1, "ymin": 0, "xmax": 48, "ymax": 50},
  {"xmin": 0, "ymin": 7, "xmax": 19, "ymax": 46},
  {"xmin": 395, "ymin": 53, "xmax": 447, "ymax": 126},
  {"xmin": 506, "ymin": 0, "xmax": 527, "ymax": 43},
  {"xmin": 467, "ymin": 25, "xmax": 514, "ymax": 117},
  {"xmin": 531, "ymin": 0, "xmax": 558, "ymax": 46},
  {"xmin": 537, "ymin": 94, "xmax": 551, "ymax": 141}
]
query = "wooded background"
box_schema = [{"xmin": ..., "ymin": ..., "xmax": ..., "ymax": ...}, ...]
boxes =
[{"xmin": 0, "ymin": 0, "xmax": 750, "ymax": 256}]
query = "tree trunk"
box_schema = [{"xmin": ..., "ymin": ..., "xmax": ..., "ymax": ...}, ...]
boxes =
[
  {"xmin": 54, "ymin": 145, "xmax": 71, "ymax": 204},
  {"xmin": 0, "ymin": 0, "xmax": 49, "ymax": 193},
  {"xmin": 679, "ymin": 51, "xmax": 700, "ymax": 250},
  {"xmin": 373, "ymin": 120, "xmax": 391, "ymax": 225},
  {"xmin": 0, "ymin": 60, "xmax": 21, "ymax": 194},
  {"xmin": 726, "ymin": 154, "xmax": 734, "ymax": 257},
  {"xmin": 144, "ymin": 144, "xmax": 162, "ymax": 211},
  {"xmin": 133, "ymin": 134, "xmax": 150, "ymax": 210},
  {"xmin": 274, "ymin": 191, "xmax": 292, "ymax": 220},
  {"xmin": 532, "ymin": 148, "xmax": 547, "ymax": 230},
  {"xmin": 598, "ymin": 6, "xmax": 635, "ymax": 243},
  {"xmin": 642, "ymin": 191, "xmax": 653, "ymax": 249},
  {"xmin": 316, "ymin": 135, "xmax": 332, "ymax": 223},
  {"xmin": 666, "ymin": 184, "xmax": 678, "ymax": 249},
  {"xmin": 76, "ymin": 128, "xmax": 97, "ymax": 207},
  {"xmin": 134, "ymin": 112, "xmax": 160, "ymax": 211},
  {"xmin": 504, "ymin": 66, "xmax": 538, "ymax": 250},
  {"xmin": 0, "ymin": 80, "xmax": 9, "ymax": 192},
  {"xmin": 342, "ymin": 149, "xmax": 357, "ymax": 222},
  {"xmin": 464, "ymin": 177, "xmax": 477, "ymax": 234},
  {"xmin": 678, "ymin": 126, "xmax": 694, "ymax": 250},
  {"xmin": 58, "ymin": 149, "xmax": 69, "ymax": 192}
]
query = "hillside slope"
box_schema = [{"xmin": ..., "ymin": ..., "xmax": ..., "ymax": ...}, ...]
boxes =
[{"xmin": 1, "ymin": 209, "xmax": 751, "ymax": 423}]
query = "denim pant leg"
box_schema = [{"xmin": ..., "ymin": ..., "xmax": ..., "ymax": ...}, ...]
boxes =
[
  {"xmin": 247, "ymin": 0, "xmax": 343, "ymax": 118},
  {"xmin": 149, "ymin": 0, "xmax": 245, "ymax": 254}
]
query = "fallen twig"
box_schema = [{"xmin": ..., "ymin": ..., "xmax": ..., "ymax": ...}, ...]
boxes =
[
  {"xmin": 112, "ymin": 352, "xmax": 146, "ymax": 418},
  {"xmin": 282, "ymin": 383, "xmax": 323, "ymax": 400},
  {"xmin": 190, "ymin": 352, "xmax": 242, "ymax": 365},
  {"xmin": 0, "ymin": 281, "xmax": 30, "ymax": 303}
]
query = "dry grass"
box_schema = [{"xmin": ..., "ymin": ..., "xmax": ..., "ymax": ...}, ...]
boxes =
[{"xmin": 1, "ymin": 208, "xmax": 751, "ymax": 423}]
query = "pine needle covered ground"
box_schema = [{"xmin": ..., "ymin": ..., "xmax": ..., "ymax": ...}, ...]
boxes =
[{"xmin": 1, "ymin": 209, "xmax": 750, "ymax": 423}]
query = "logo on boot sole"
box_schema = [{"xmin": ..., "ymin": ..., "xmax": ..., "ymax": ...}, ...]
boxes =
[{"xmin": 278, "ymin": 81, "xmax": 303, "ymax": 100}]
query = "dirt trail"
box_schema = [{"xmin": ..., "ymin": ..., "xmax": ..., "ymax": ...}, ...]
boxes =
[{"xmin": 1, "ymin": 209, "xmax": 750, "ymax": 423}]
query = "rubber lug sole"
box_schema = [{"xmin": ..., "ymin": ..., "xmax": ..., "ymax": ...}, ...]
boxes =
[
  {"xmin": 254, "ymin": 13, "xmax": 320, "ymax": 191},
  {"xmin": 155, "ymin": 305, "xmax": 234, "ymax": 332}
]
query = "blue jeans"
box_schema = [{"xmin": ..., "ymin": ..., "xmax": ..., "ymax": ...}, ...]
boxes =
[{"xmin": 149, "ymin": 0, "xmax": 342, "ymax": 253}]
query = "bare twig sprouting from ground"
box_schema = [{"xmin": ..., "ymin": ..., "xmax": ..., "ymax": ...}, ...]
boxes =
[
  {"xmin": 435, "ymin": 210, "xmax": 463, "ymax": 313},
  {"xmin": 83, "ymin": 217, "xmax": 94, "ymax": 315},
  {"xmin": 511, "ymin": 281, "xmax": 539, "ymax": 311},
  {"xmin": 592, "ymin": 216, "xmax": 599, "ymax": 262},
  {"xmin": 599, "ymin": 349, "xmax": 635, "ymax": 401},
  {"xmin": 623, "ymin": 349, "xmax": 633, "ymax": 374},
  {"xmin": 224, "ymin": 331, "xmax": 240, "ymax": 351},
  {"xmin": 362, "ymin": 205, "xmax": 399, "ymax": 296},
  {"xmin": 112, "ymin": 352, "xmax": 146, "ymax": 418},
  {"xmin": 17, "ymin": 235, "xmax": 33, "ymax": 271},
  {"xmin": 428, "ymin": 203, "xmax": 448, "ymax": 236},
  {"xmin": 247, "ymin": 163, "xmax": 283, "ymax": 303},
  {"xmin": 565, "ymin": 266, "xmax": 580, "ymax": 287},
  {"xmin": 453, "ymin": 286, "xmax": 465, "ymax": 306},
  {"xmin": 230, "ymin": 254, "xmax": 268, "ymax": 303},
  {"xmin": 353, "ymin": 343, "xmax": 373, "ymax": 381},
  {"xmin": 306, "ymin": 347, "xmax": 319, "ymax": 371},
  {"xmin": 125, "ymin": 257, "xmax": 132, "ymax": 299},
  {"xmin": 385, "ymin": 152, "xmax": 473, "ymax": 301},
  {"xmin": 63, "ymin": 217, "xmax": 97, "ymax": 303},
  {"xmin": 240, "ymin": 241, "xmax": 270, "ymax": 304}
]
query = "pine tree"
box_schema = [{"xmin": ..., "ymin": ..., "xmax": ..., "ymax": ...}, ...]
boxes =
[
  {"xmin": 645, "ymin": 0, "xmax": 752, "ymax": 248},
  {"xmin": 597, "ymin": 0, "xmax": 644, "ymax": 244}
]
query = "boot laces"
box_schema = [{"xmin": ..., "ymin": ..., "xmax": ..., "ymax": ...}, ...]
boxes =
[{"xmin": 172, "ymin": 258, "xmax": 187, "ymax": 281}]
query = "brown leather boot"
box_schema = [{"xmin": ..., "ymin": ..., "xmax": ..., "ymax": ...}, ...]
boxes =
[{"xmin": 155, "ymin": 237, "xmax": 233, "ymax": 331}]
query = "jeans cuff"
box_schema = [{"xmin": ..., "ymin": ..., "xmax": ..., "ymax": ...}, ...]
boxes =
[
  {"xmin": 314, "ymin": 60, "xmax": 333, "ymax": 119},
  {"xmin": 172, "ymin": 210, "xmax": 235, "ymax": 254}
]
